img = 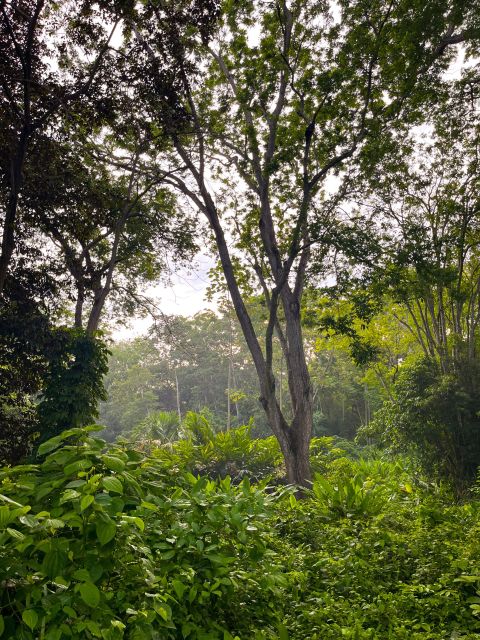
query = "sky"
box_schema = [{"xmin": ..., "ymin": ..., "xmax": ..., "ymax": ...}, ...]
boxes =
[{"xmin": 111, "ymin": 253, "xmax": 216, "ymax": 341}]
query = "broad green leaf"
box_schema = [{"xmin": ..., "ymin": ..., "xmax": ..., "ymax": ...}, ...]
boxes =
[
  {"xmin": 0, "ymin": 614, "xmax": 4, "ymax": 636},
  {"xmin": 43, "ymin": 518, "xmax": 65, "ymax": 529},
  {"xmin": 43, "ymin": 548, "xmax": 67, "ymax": 577},
  {"xmin": 80, "ymin": 494, "xmax": 94, "ymax": 511},
  {"xmin": 37, "ymin": 436, "xmax": 63, "ymax": 456},
  {"xmin": 101, "ymin": 456, "xmax": 125, "ymax": 472},
  {"xmin": 96, "ymin": 515, "xmax": 116, "ymax": 545},
  {"xmin": 60, "ymin": 489, "xmax": 80, "ymax": 504},
  {"xmin": 73, "ymin": 568, "xmax": 91, "ymax": 582},
  {"xmin": 172, "ymin": 580, "xmax": 186, "ymax": 599},
  {"xmin": 153, "ymin": 601, "xmax": 171, "ymax": 622},
  {"xmin": 102, "ymin": 477, "xmax": 123, "ymax": 494},
  {"xmin": 79, "ymin": 582, "xmax": 100, "ymax": 608},
  {"xmin": 64, "ymin": 459, "xmax": 92, "ymax": 477},
  {"xmin": 6, "ymin": 527, "xmax": 24, "ymax": 540},
  {"xmin": 22, "ymin": 610, "xmax": 38, "ymax": 631}
]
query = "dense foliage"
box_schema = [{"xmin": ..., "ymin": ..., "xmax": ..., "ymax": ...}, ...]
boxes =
[
  {"xmin": 1, "ymin": 1, "xmax": 480, "ymax": 636},
  {"xmin": 1, "ymin": 426, "xmax": 480, "ymax": 639}
]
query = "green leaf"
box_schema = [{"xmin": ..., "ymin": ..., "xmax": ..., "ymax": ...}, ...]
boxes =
[
  {"xmin": 37, "ymin": 435, "xmax": 63, "ymax": 456},
  {"xmin": 0, "ymin": 614, "xmax": 4, "ymax": 636},
  {"xmin": 43, "ymin": 548, "xmax": 67, "ymax": 578},
  {"xmin": 153, "ymin": 601, "xmax": 171, "ymax": 622},
  {"xmin": 172, "ymin": 580, "xmax": 186, "ymax": 599},
  {"xmin": 0, "ymin": 506, "xmax": 12, "ymax": 527},
  {"xmin": 96, "ymin": 515, "xmax": 116, "ymax": 545},
  {"xmin": 22, "ymin": 610, "xmax": 38, "ymax": 631},
  {"xmin": 79, "ymin": 582, "xmax": 100, "ymax": 608},
  {"xmin": 102, "ymin": 476, "xmax": 123, "ymax": 494},
  {"xmin": 43, "ymin": 518, "xmax": 65, "ymax": 529},
  {"xmin": 80, "ymin": 494, "xmax": 94, "ymax": 511},
  {"xmin": 0, "ymin": 493, "xmax": 23, "ymax": 507},
  {"xmin": 6, "ymin": 527, "xmax": 25, "ymax": 540},
  {"xmin": 64, "ymin": 459, "xmax": 92, "ymax": 477},
  {"xmin": 101, "ymin": 456, "xmax": 126, "ymax": 472},
  {"xmin": 72, "ymin": 568, "xmax": 91, "ymax": 582},
  {"xmin": 60, "ymin": 489, "xmax": 80, "ymax": 504},
  {"xmin": 278, "ymin": 623, "xmax": 289, "ymax": 640}
]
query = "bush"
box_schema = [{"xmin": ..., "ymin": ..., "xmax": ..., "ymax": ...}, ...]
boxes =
[
  {"xmin": 2, "ymin": 425, "xmax": 480, "ymax": 639},
  {"xmin": 150, "ymin": 416, "xmax": 283, "ymax": 483},
  {"xmin": 359, "ymin": 357, "xmax": 480, "ymax": 492},
  {"xmin": 0, "ymin": 427, "xmax": 286, "ymax": 639}
]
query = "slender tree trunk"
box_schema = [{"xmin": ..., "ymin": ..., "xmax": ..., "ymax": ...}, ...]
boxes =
[
  {"xmin": 226, "ymin": 359, "xmax": 231, "ymax": 431},
  {"xmin": 0, "ymin": 150, "xmax": 26, "ymax": 296},
  {"xmin": 74, "ymin": 284, "xmax": 85, "ymax": 328},
  {"xmin": 175, "ymin": 370, "xmax": 182, "ymax": 425}
]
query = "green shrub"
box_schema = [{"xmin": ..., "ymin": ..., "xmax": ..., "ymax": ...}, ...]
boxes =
[
  {"xmin": 2, "ymin": 425, "xmax": 480, "ymax": 640},
  {"xmin": 0, "ymin": 427, "xmax": 285, "ymax": 639},
  {"xmin": 151, "ymin": 417, "xmax": 283, "ymax": 483}
]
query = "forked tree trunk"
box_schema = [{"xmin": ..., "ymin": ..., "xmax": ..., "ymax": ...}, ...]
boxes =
[{"xmin": 260, "ymin": 375, "xmax": 312, "ymax": 487}]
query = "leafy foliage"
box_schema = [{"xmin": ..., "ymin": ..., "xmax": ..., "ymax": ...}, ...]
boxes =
[
  {"xmin": 150, "ymin": 416, "xmax": 283, "ymax": 484},
  {"xmin": 37, "ymin": 330, "xmax": 109, "ymax": 444},
  {"xmin": 360, "ymin": 357, "xmax": 480, "ymax": 491},
  {"xmin": 1, "ymin": 426, "xmax": 480, "ymax": 639},
  {"xmin": 0, "ymin": 427, "xmax": 282, "ymax": 639}
]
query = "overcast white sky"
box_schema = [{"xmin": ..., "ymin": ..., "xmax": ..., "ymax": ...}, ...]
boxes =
[{"xmin": 111, "ymin": 253, "xmax": 216, "ymax": 340}]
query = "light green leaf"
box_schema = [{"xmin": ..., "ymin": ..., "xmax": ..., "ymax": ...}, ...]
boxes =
[
  {"xmin": 60, "ymin": 489, "xmax": 80, "ymax": 504},
  {"xmin": 22, "ymin": 610, "xmax": 38, "ymax": 630},
  {"xmin": 101, "ymin": 456, "xmax": 126, "ymax": 472},
  {"xmin": 6, "ymin": 527, "xmax": 24, "ymax": 540},
  {"xmin": 102, "ymin": 477, "xmax": 123, "ymax": 494},
  {"xmin": 172, "ymin": 580, "xmax": 186, "ymax": 599},
  {"xmin": 79, "ymin": 582, "xmax": 100, "ymax": 608},
  {"xmin": 80, "ymin": 495, "xmax": 94, "ymax": 511},
  {"xmin": 153, "ymin": 601, "xmax": 171, "ymax": 622}
]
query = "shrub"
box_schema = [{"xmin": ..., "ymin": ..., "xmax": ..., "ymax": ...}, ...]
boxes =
[{"xmin": 0, "ymin": 427, "xmax": 285, "ymax": 639}]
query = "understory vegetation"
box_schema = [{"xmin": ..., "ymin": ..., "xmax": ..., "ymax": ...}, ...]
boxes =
[{"xmin": 1, "ymin": 423, "xmax": 480, "ymax": 640}]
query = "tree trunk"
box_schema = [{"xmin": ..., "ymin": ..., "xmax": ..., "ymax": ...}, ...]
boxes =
[
  {"xmin": 0, "ymin": 151, "xmax": 25, "ymax": 296},
  {"xmin": 86, "ymin": 288, "xmax": 108, "ymax": 334},
  {"xmin": 175, "ymin": 370, "xmax": 182, "ymax": 424},
  {"xmin": 260, "ymin": 380, "xmax": 312, "ymax": 486},
  {"xmin": 74, "ymin": 285, "xmax": 85, "ymax": 328}
]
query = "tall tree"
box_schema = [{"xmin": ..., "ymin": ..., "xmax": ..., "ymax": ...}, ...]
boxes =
[
  {"xmin": 0, "ymin": 0, "xmax": 118, "ymax": 295},
  {"xmin": 22, "ymin": 131, "xmax": 196, "ymax": 334},
  {"xmin": 365, "ymin": 75, "xmax": 480, "ymax": 374},
  {"xmin": 119, "ymin": 0, "xmax": 478, "ymax": 485}
]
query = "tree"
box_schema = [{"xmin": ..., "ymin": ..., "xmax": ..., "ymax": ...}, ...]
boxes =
[
  {"xmin": 353, "ymin": 75, "xmax": 480, "ymax": 488},
  {"xmin": 119, "ymin": 0, "xmax": 476, "ymax": 485},
  {"xmin": 360, "ymin": 67, "xmax": 480, "ymax": 367},
  {"xmin": 99, "ymin": 309, "xmax": 270, "ymax": 440},
  {"xmin": 23, "ymin": 131, "xmax": 196, "ymax": 334},
  {"xmin": 0, "ymin": 0, "xmax": 120, "ymax": 296}
]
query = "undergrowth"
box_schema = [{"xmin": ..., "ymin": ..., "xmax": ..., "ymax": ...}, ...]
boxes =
[{"xmin": 0, "ymin": 424, "xmax": 479, "ymax": 639}]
